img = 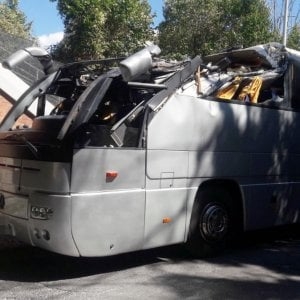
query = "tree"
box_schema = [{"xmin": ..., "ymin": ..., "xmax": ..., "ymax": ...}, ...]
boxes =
[
  {"xmin": 158, "ymin": 0, "xmax": 221, "ymax": 58},
  {"xmin": 287, "ymin": 24, "xmax": 300, "ymax": 50},
  {"xmin": 102, "ymin": 0, "xmax": 154, "ymax": 57},
  {"xmin": 0, "ymin": 0, "xmax": 32, "ymax": 39},
  {"xmin": 158, "ymin": 0, "xmax": 274, "ymax": 58},
  {"xmin": 220, "ymin": 0, "xmax": 275, "ymax": 48},
  {"xmin": 50, "ymin": 0, "xmax": 154, "ymax": 62}
]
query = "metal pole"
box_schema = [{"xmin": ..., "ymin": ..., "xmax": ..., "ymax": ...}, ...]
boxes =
[{"xmin": 283, "ymin": 0, "xmax": 289, "ymax": 46}]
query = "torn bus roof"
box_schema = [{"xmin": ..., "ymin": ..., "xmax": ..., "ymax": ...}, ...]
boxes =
[
  {"xmin": 0, "ymin": 42, "xmax": 298, "ymax": 146},
  {"xmin": 203, "ymin": 42, "xmax": 287, "ymax": 69}
]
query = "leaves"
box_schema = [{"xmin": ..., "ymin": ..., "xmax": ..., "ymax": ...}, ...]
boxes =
[
  {"xmin": 0, "ymin": 0, "xmax": 32, "ymax": 39},
  {"xmin": 287, "ymin": 24, "xmax": 300, "ymax": 50},
  {"xmin": 51, "ymin": 0, "xmax": 154, "ymax": 62},
  {"xmin": 50, "ymin": 0, "xmax": 300, "ymax": 61},
  {"xmin": 158, "ymin": 0, "xmax": 275, "ymax": 58}
]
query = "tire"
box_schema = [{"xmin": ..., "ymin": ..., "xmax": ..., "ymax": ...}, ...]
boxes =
[{"xmin": 186, "ymin": 186, "xmax": 237, "ymax": 257}]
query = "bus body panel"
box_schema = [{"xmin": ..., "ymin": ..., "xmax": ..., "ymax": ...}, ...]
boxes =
[
  {"xmin": 0, "ymin": 157, "xmax": 22, "ymax": 194},
  {"xmin": 0, "ymin": 191, "xmax": 28, "ymax": 219},
  {"xmin": 147, "ymin": 93, "xmax": 300, "ymax": 232},
  {"xmin": 70, "ymin": 148, "xmax": 146, "ymax": 256},
  {"xmin": 0, "ymin": 198, "xmax": 31, "ymax": 244},
  {"xmin": 0, "ymin": 192, "xmax": 80, "ymax": 256},
  {"xmin": 146, "ymin": 150, "xmax": 189, "ymax": 180},
  {"xmin": 143, "ymin": 188, "xmax": 188, "ymax": 248},
  {"xmin": 71, "ymin": 190, "xmax": 145, "ymax": 256},
  {"xmin": 71, "ymin": 148, "xmax": 146, "ymax": 193},
  {"xmin": 0, "ymin": 160, "xmax": 78, "ymax": 256},
  {"xmin": 20, "ymin": 160, "xmax": 70, "ymax": 194},
  {"xmin": 147, "ymin": 94, "xmax": 300, "ymax": 154},
  {"xmin": 28, "ymin": 192, "xmax": 79, "ymax": 256},
  {"xmin": 0, "ymin": 158, "xmax": 70, "ymax": 195},
  {"xmin": 144, "ymin": 150, "xmax": 189, "ymax": 247},
  {"xmin": 242, "ymin": 182, "xmax": 300, "ymax": 230}
]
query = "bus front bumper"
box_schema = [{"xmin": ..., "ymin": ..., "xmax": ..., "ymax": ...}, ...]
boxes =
[{"xmin": 0, "ymin": 192, "xmax": 80, "ymax": 257}]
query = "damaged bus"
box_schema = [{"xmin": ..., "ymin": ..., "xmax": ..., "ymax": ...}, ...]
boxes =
[{"xmin": 0, "ymin": 43, "xmax": 299, "ymax": 257}]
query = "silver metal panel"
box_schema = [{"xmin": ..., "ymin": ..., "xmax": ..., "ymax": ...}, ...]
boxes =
[
  {"xmin": 20, "ymin": 160, "xmax": 70, "ymax": 194},
  {"xmin": 0, "ymin": 192, "xmax": 79, "ymax": 256},
  {"xmin": 71, "ymin": 190, "xmax": 145, "ymax": 256},
  {"xmin": 71, "ymin": 148, "xmax": 145, "ymax": 193},
  {"xmin": 0, "ymin": 191, "xmax": 28, "ymax": 219},
  {"xmin": 148, "ymin": 94, "xmax": 198, "ymax": 151},
  {"xmin": 188, "ymin": 151, "xmax": 251, "ymax": 178},
  {"xmin": 0, "ymin": 213, "xmax": 32, "ymax": 244},
  {"xmin": 146, "ymin": 150, "xmax": 189, "ymax": 179},
  {"xmin": 250, "ymin": 153, "xmax": 290, "ymax": 176},
  {"xmin": 143, "ymin": 188, "xmax": 187, "ymax": 249},
  {"xmin": 144, "ymin": 150, "xmax": 189, "ymax": 247},
  {"xmin": 147, "ymin": 92, "xmax": 300, "ymax": 234},
  {"xmin": 28, "ymin": 192, "xmax": 79, "ymax": 256},
  {"xmin": 147, "ymin": 93, "xmax": 300, "ymax": 154},
  {"xmin": 148, "ymin": 93, "xmax": 300, "ymax": 180},
  {"xmin": 0, "ymin": 157, "xmax": 22, "ymax": 193},
  {"xmin": 242, "ymin": 182, "xmax": 300, "ymax": 230},
  {"xmin": 184, "ymin": 187, "xmax": 200, "ymax": 240},
  {"xmin": 188, "ymin": 151, "xmax": 300, "ymax": 182},
  {"xmin": 145, "ymin": 178, "xmax": 188, "ymax": 191}
]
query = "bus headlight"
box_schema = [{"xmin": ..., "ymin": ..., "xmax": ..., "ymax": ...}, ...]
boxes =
[{"xmin": 30, "ymin": 206, "xmax": 53, "ymax": 220}]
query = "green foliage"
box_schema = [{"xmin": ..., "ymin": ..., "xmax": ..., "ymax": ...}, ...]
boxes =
[
  {"xmin": 0, "ymin": 0, "xmax": 32, "ymax": 39},
  {"xmin": 158, "ymin": 0, "xmax": 220, "ymax": 58},
  {"xmin": 287, "ymin": 24, "xmax": 300, "ymax": 50},
  {"xmin": 158, "ymin": 0, "xmax": 275, "ymax": 58},
  {"xmin": 51, "ymin": 0, "xmax": 299, "ymax": 61},
  {"xmin": 102, "ymin": 0, "xmax": 154, "ymax": 57},
  {"xmin": 50, "ymin": 0, "xmax": 154, "ymax": 62},
  {"xmin": 220, "ymin": 0, "xmax": 276, "ymax": 47}
]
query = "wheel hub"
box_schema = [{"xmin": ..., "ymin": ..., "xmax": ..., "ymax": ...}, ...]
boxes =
[{"xmin": 200, "ymin": 204, "xmax": 228, "ymax": 241}]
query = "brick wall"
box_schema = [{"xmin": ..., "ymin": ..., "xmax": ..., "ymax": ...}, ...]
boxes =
[
  {"xmin": 0, "ymin": 95, "xmax": 32, "ymax": 127},
  {"xmin": 0, "ymin": 95, "xmax": 11, "ymax": 121}
]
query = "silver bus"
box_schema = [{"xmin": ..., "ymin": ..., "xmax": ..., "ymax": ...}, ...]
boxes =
[{"xmin": 0, "ymin": 43, "xmax": 299, "ymax": 257}]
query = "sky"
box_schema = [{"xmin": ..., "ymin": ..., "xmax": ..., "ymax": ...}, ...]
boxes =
[{"xmin": 18, "ymin": 0, "xmax": 164, "ymax": 48}]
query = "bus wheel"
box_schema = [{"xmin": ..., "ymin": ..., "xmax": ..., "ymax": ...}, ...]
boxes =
[{"xmin": 186, "ymin": 187, "xmax": 235, "ymax": 257}]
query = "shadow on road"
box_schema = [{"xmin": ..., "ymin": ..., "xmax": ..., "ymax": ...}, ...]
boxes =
[
  {"xmin": 0, "ymin": 237, "xmax": 188, "ymax": 282},
  {"xmin": 151, "ymin": 225, "xmax": 300, "ymax": 299},
  {"xmin": 210, "ymin": 224, "xmax": 300, "ymax": 275},
  {"xmin": 0, "ymin": 224, "xmax": 299, "ymax": 284}
]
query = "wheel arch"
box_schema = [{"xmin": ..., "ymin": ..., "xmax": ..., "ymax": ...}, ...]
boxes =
[{"xmin": 187, "ymin": 179, "xmax": 245, "ymax": 240}]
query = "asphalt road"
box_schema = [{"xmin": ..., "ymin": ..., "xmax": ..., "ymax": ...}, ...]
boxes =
[{"xmin": 0, "ymin": 226, "xmax": 300, "ymax": 300}]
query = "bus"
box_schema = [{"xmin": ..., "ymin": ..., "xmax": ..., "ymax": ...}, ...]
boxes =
[{"xmin": 0, "ymin": 43, "xmax": 299, "ymax": 257}]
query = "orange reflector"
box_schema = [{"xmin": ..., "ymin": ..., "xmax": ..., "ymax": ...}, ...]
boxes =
[
  {"xmin": 106, "ymin": 171, "xmax": 118, "ymax": 180},
  {"xmin": 162, "ymin": 217, "xmax": 172, "ymax": 224}
]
